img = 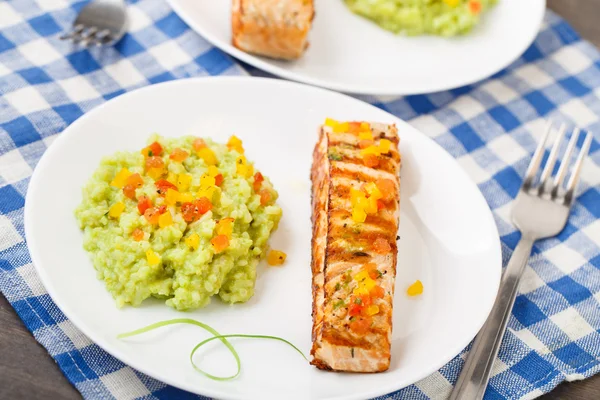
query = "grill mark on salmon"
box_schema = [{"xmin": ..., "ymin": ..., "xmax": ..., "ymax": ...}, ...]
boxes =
[{"xmin": 310, "ymin": 121, "xmax": 400, "ymax": 373}]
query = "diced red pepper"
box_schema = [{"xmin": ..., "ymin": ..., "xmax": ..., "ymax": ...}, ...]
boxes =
[
  {"xmin": 148, "ymin": 141, "xmax": 163, "ymax": 157},
  {"xmin": 195, "ymin": 197, "xmax": 212, "ymax": 214},
  {"xmin": 180, "ymin": 197, "xmax": 212, "ymax": 223},
  {"xmin": 348, "ymin": 302, "xmax": 363, "ymax": 317},
  {"xmin": 157, "ymin": 205, "xmax": 167, "ymax": 214},
  {"xmin": 253, "ymin": 172, "xmax": 264, "ymax": 192},
  {"xmin": 155, "ymin": 180, "xmax": 178, "ymax": 196},
  {"xmin": 137, "ymin": 196, "xmax": 152, "ymax": 215},
  {"xmin": 377, "ymin": 199, "xmax": 386, "ymax": 211},
  {"xmin": 359, "ymin": 294, "xmax": 372, "ymax": 307},
  {"xmin": 214, "ymin": 174, "xmax": 224, "ymax": 187}
]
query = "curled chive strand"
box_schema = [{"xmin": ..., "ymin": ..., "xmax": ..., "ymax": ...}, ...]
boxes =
[{"xmin": 117, "ymin": 318, "xmax": 307, "ymax": 381}]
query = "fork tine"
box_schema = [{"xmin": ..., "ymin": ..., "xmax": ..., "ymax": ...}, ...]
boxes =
[
  {"xmin": 551, "ymin": 128, "xmax": 580, "ymax": 197},
  {"xmin": 59, "ymin": 24, "xmax": 84, "ymax": 41},
  {"xmin": 565, "ymin": 133, "xmax": 593, "ymax": 203},
  {"xmin": 539, "ymin": 123, "xmax": 566, "ymax": 192},
  {"xmin": 79, "ymin": 27, "xmax": 98, "ymax": 46},
  {"xmin": 523, "ymin": 120, "xmax": 553, "ymax": 190}
]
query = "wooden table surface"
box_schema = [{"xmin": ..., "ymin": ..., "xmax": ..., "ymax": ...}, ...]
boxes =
[{"xmin": 2, "ymin": 1, "xmax": 600, "ymax": 399}]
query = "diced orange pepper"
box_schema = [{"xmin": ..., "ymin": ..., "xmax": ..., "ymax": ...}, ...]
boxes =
[
  {"xmin": 193, "ymin": 138, "xmax": 206, "ymax": 151},
  {"xmin": 267, "ymin": 250, "xmax": 286, "ymax": 266},
  {"xmin": 144, "ymin": 207, "xmax": 161, "ymax": 225},
  {"xmin": 348, "ymin": 122, "xmax": 361, "ymax": 134},
  {"xmin": 363, "ymin": 154, "xmax": 379, "ymax": 168},
  {"xmin": 371, "ymin": 285, "xmax": 385, "ymax": 299},
  {"xmin": 469, "ymin": 0, "xmax": 482, "ymax": 14},
  {"xmin": 358, "ymin": 139, "xmax": 374, "ymax": 149},
  {"xmin": 132, "ymin": 228, "xmax": 145, "ymax": 241},
  {"xmin": 211, "ymin": 234, "xmax": 229, "ymax": 253},
  {"xmin": 349, "ymin": 317, "xmax": 371, "ymax": 334},
  {"xmin": 214, "ymin": 174, "xmax": 224, "ymax": 187},
  {"xmin": 145, "ymin": 156, "xmax": 164, "ymax": 171},
  {"xmin": 259, "ymin": 189, "xmax": 271, "ymax": 206},
  {"xmin": 169, "ymin": 148, "xmax": 189, "ymax": 162},
  {"xmin": 376, "ymin": 178, "xmax": 396, "ymax": 202},
  {"xmin": 373, "ymin": 237, "xmax": 391, "ymax": 254}
]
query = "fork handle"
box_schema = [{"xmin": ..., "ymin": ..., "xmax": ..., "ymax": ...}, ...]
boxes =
[{"xmin": 449, "ymin": 236, "xmax": 535, "ymax": 400}]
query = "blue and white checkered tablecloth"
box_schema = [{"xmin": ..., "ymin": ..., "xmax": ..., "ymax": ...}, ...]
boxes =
[{"xmin": 1, "ymin": 1, "xmax": 600, "ymax": 399}]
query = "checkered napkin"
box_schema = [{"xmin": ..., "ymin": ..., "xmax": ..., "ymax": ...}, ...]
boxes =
[{"xmin": 1, "ymin": 1, "xmax": 600, "ymax": 399}]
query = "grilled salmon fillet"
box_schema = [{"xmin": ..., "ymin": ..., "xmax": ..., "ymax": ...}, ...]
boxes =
[
  {"xmin": 232, "ymin": 0, "xmax": 314, "ymax": 60},
  {"xmin": 310, "ymin": 120, "xmax": 400, "ymax": 372}
]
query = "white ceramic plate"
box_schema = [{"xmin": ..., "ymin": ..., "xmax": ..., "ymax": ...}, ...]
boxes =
[
  {"xmin": 166, "ymin": 0, "xmax": 545, "ymax": 95},
  {"xmin": 26, "ymin": 77, "xmax": 501, "ymax": 400}
]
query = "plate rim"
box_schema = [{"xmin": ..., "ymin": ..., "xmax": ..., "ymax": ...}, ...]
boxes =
[
  {"xmin": 24, "ymin": 76, "xmax": 502, "ymax": 400},
  {"xmin": 165, "ymin": 0, "xmax": 546, "ymax": 95}
]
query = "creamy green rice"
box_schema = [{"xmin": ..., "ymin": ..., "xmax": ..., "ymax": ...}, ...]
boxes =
[
  {"xmin": 345, "ymin": 0, "xmax": 498, "ymax": 36},
  {"xmin": 75, "ymin": 135, "xmax": 282, "ymax": 311}
]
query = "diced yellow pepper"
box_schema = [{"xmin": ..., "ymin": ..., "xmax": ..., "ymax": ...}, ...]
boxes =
[
  {"xmin": 207, "ymin": 165, "xmax": 220, "ymax": 177},
  {"xmin": 353, "ymin": 286, "xmax": 370, "ymax": 296},
  {"xmin": 108, "ymin": 202, "xmax": 125, "ymax": 218},
  {"xmin": 215, "ymin": 218, "xmax": 234, "ymax": 238},
  {"xmin": 360, "ymin": 122, "xmax": 370, "ymax": 131},
  {"xmin": 147, "ymin": 168, "xmax": 164, "ymax": 180},
  {"xmin": 267, "ymin": 250, "xmax": 287, "ymax": 266},
  {"xmin": 236, "ymin": 156, "xmax": 254, "ymax": 178},
  {"xmin": 407, "ymin": 280, "xmax": 424, "ymax": 296},
  {"xmin": 177, "ymin": 173, "xmax": 192, "ymax": 191},
  {"xmin": 165, "ymin": 188, "xmax": 179, "ymax": 206},
  {"xmin": 110, "ymin": 168, "xmax": 131, "ymax": 188},
  {"xmin": 197, "ymin": 186, "xmax": 216, "ymax": 202},
  {"xmin": 324, "ymin": 118, "xmax": 339, "ymax": 129},
  {"xmin": 366, "ymin": 305, "xmax": 380, "ymax": 316},
  {"xmin": 350, "ymin": 188, "xmax": 365, "ymax": 206},
  {"xmin": 364, "ymin": 182, "xmax": 383, "ymax": 200},
  {"xmin": 185, "ymin": 233, "xmax": 200, "ymax": 250},
  {"xmin": 355, "ymin": 195, "xmax": 370, "ymax": 211},
  {"xmin": 358, "ymin": 131, "xmax": 373, "ymax": 140},
  {"xmin": 378, "ymin": 139, "xmax": 391, "ymax": 154},
  {"xmin": 167, "ymin": 172, "xmax": 178, "ymax": 185},
  {"xmin": 146, "ymin": 249, "xmax": 160, "ymax": 266},
  {"xmin": 158, "ymin": 211, "xmax": 173, "ymax": 228},
  {"xmin": 362, "ymin": 277, "xmax": 377, "ymax": 291},
  {"xmin": 352, "ymin": 207, "xmax": 367, "ymax": 223},
  {"xmin": 227, "ymin": 135, "xmax": 244, "ymax": 154},
  {"xmin": 334, "ymin": 122, "xmax": 349, "ymax": 133},
  {"xmin": 361, "ymin": 145, "xmax": 381, "ymax": 157},
  {"xmin": 354, "ymin": 270, "xmax": 370, "ymax": 283},
  {"xmin": 200, "ymin": 173, "xmax": 215, "ymax": 188},
  {"xmin": 365, "ymin": 197, "xmax": 378, "ymax": 214},
  {"xmin": 177, "ymin": 192, "xmax": 194, "ymax": 203},
  {"xmin": 197, "ymin": 147, "xmax": 218, "ymax": 166},
  {"xmin": 443, "ymin": 0, "xmax": 459, "ymax": 6}
]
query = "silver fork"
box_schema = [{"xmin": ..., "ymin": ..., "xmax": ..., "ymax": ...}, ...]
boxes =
[
  {"xmin": 449, "ymin": 121, "xmax": 593, "ymax": 400},
  {"xmin": 59, "ymin": 0, "xmax": 128, "ymax": 47}
]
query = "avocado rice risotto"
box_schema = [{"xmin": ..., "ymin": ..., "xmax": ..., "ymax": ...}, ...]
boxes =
[{"xmin": 75, "ymin": 135, "xmax": 282, "ymax": 311}]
